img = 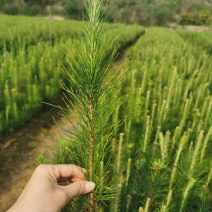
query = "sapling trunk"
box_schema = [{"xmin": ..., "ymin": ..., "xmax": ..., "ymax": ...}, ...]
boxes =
[
  {"xmin": 179, "ymin": 178, "xmax": 196, "ymax": 212},
  {"xmin": 144, "ymin": 198, "xmax": 151, "ymax": 212},
  {"xmin": 169, "ymin": 132, "xmax": 188, "ymax": 189},
  {"xmin": 200, "ymin": 126, "xmax": 212, "ymax": 161},
  {"xmin": 88, "ymin": 102, "xmax": 95, "ymax": 211},
  {"xmin": 143, "ymin": 115, "xmax": 150, "ymax": 153},
  {"xmin": 161, "ymin": 189, "xmax": 172, "ymax": 212}
]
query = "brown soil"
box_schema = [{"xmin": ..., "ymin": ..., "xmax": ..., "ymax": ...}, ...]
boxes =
[
  {"xmin": 0, "ymin": 103, "xmax": 73, "ymax": 212},
  {"xmin": 182, "ymin": 25, "xmax": 211, "ymax": 32},
  {"xmin": 169, "ymin": 23, "xmax": 212, "ymax": 32},
  {"xmin": 44, "ymin": 15, "xmax": 65, "ymax": 20}
]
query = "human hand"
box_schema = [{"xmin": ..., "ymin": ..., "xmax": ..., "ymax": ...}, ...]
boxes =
[{"xmin": 7, "ymin": 164, "xmax": 95, "ymax": 212}]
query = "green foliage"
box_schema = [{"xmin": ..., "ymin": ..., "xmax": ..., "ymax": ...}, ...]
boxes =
[
  {"xmin": 2, "ymin": 0, "xmax": 40, "ymax": 16},
  {"xmin": 178, "ymin": 12, "xmax": 212, "ymax": 26},
  {"xmin": 103, "ymin": 0, "xmax": 212, "ymax": 26},
  {"xmin": 177, "ymin": 30, "xmax": 212, "ymax": 55},
  {"xmin": 1, "ymin": 0, "xmax": 212, "ymax": 26},
  {"xmin": 24, "ymin": 0, "xmax": 55, "ymax": 5},
  {"xmin": 54, "ymin": 26, "xmax": 212, "ymax": 211},
  {"xmin": 0, "ymin": 14, "xmax": 144, "ymax": 135},
  {"xmin": 0, "ymin": 16, "xmax": 84, "ymax": 134},
  {"xmin": 115, "ymin": 27, "xmax": 212, "ymax": 211},
  {"xmin": 64, "ymin": 0, "xmax": 85, "ymax": 19},
  {"xmin": 0, "ymin": 15, "xmax": 84, "ymax": 54},
  {"xmin": 182, "ymin": 0, "xmax": 212, "ymax": 14},
  {"xmin": 21, "ymin": 3, "xmax": 40, "ymax": 16}
]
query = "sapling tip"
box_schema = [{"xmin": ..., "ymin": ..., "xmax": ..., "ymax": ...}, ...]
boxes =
[
  {"xmin": 139, "ymin": 207, "xmax": 144, "ymax": 212},
  {"xmin": 179, "ymin": 178, "xmax": 196, "ymax": 212},
  {"xmin": 144, "ymin": 197, "xmax": 151, "ymax": 212}
]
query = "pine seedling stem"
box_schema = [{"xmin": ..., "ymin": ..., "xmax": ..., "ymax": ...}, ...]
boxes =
[
  {"xmin": 200, "ymin": 127, "xmax": 212, "ymax": 161},
  {"xmin": 171, "ymin": 126, "xmax": 180, "ymax": 150},
  {"xmin": 139, "ymin": 207, "xmax": 144, "ymax": 212},
  {"xmin": 194, "ymin": 87, "xmax": 201, "ymax": 109},
  {"xmin": 88, "ymin": 102, "xmax": 95, "ymax": 211},
  {"xmin": 169, "ymin": 132, "xmax": 188, "ymax": 189},
  {"xmin": 144, "ymin": 198, "xmax": 151, "ymax": 212},
  {"xmin": 126, "ymin": 195, "xmax": 132, "ymax": 212},
  {"xmin": 117, "ymin": 133, "xmax": 124, "ymax": 175},
  {"xmin": 159, "ymin": 131, "xmax": 169, "ymax": 163},
  {"xmin": 126, "ymin": 158, "xmax": 132, "ymax": 186},
  {"xmin": 164, "ymin": 67, "xmax": 177, "ymax": 120},
  {"xmin": 150, "ymin": 103, "xmax": 156, "ymax": 127},
  {"xmin": 158, "ymin": 100, "xmax": 166, "ymax": 126},
  {"xmin": 204, "ymin": 99, "xmax": 212, "ymax": 129},
  {"xmin": 189, "ymin": 130, "xmax": 204, "ymax": 177},
  {"xmin": 205, "ymin": 161, "xmax": 212, "ymax": 188},
  {"xmin": 99, "ymin": 161, "xmax": 104, "ymax": 194},
  {"xmin": 173, "ymin": 78, "xmax": 181, "ymax": 105},
  {"xmin": 144, "ymin": 90, "xmax": 150, "ymax": 117},
  {"xmin": 161, "ymin": 190, "xmax": 172, "ymax": 212},
  {"xmin": 111, "ymin": 184, "xmax": 122, "ymax": 212},
  {"xmin": 179, "ymin": 178, "xmax": 196, "ymax": 212},
  {"xmin": 131, "ymin": 70, "xmax": 136, "ymax": 95},
  {"xmin": 140, "ymin": 66, "xmax": 147, "ymax": 94},
  {"xmin": 189, "ymin": 141, "xmax": 193, "ymax": 153},
  {"xmin": 153, "ymin": 126, "xmax": 160, "ymax": 157},
  {"xmin": 111, "ymin": 138, "xmax": 116, "ymax": 157},
  {"xmin": 143, "ymin": 116, "xmax": 151, "ymax": 153},
  {"xmin": 165, "ymin": 189, "xmax": 172, "ymax": 210},
  {"xmin": 179, "ymin": 99, "xmax": 189, "ymax": 133}
]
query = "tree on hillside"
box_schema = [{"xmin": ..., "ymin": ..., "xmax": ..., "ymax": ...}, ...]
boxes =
[
  {"xmin": 24, "ymin": 0, "xmax": 56, "ymax": 8},
  {"xmin": 64, "ymin": 0, "xmax": 85, "ymax": 19},
  {"xmin": 1, "ymin": 0, "xmax": 212, "ymax": 25}
]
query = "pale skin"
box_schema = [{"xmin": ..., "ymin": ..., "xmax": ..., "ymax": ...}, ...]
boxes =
[{"xmin": 7, "ymin": 164, "xmax": 95, "ymax": 212}]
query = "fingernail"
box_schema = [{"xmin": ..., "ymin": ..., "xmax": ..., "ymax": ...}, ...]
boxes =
[{"xmin": 86, "ymin": 182, "xmax": 95, "ymax": 193}]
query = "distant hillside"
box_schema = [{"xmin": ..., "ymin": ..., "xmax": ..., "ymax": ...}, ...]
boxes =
[{"xmin": 0, "ymin": 0, "xmax": 212, "ymax": 26}]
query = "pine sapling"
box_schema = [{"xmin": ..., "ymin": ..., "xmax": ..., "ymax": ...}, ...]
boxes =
[{"xmin": 58, "ymin": 0, "xmax": 122, "ymax": 210}]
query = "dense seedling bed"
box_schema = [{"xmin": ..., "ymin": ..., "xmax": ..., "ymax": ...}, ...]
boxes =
[
  {"xmin": 0, "ymin": 15, "xmax": 144, "ymax": 134},
  {"xmin": 0, "ymin": 15, "xmax": 85, "ymax": 54},
  {"xmin": 177, "ymin": 29, "xmax": 212, "ymax": 55},
  {"xmin": 55, "ymin": 27, "xmax": 212, "ymax": 211},
  {"xmin": 116, "ymin": 28, "xmax": 212, "ymax": 211}
]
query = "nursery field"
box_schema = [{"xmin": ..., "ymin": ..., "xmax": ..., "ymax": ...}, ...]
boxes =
[
  {"xmin": 0, "ymin": 10, "xmax": 212, "ymax": 212},
  {"xmin": 115, "ymin": 28, "xmax": 212, "ymax": 211},
  {"xmin": 0, "ymin": 15, "xmax": 144, "ymax": 135},
  {"xmin": 54, "ymin": 26, "xmax": 212, "ymax": 211}
]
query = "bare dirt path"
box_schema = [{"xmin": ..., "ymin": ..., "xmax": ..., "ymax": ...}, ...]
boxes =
[
  {"xmin": 169, "ymin": 23, "xmax": 212, "ymax": 32},
  {"xmin": 0, "ymin": 103, "xmax": 73, "ymax": 212}
]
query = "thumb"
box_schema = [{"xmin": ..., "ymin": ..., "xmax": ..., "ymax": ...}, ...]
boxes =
[{"xmin": 63, "ymin": 181, "xmax": 95, "ymax": 199}]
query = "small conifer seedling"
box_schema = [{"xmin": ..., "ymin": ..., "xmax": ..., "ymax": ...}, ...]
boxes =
[{"xmin": 58, "ymin": 0, "xmax": 122, "ymax": 211}]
